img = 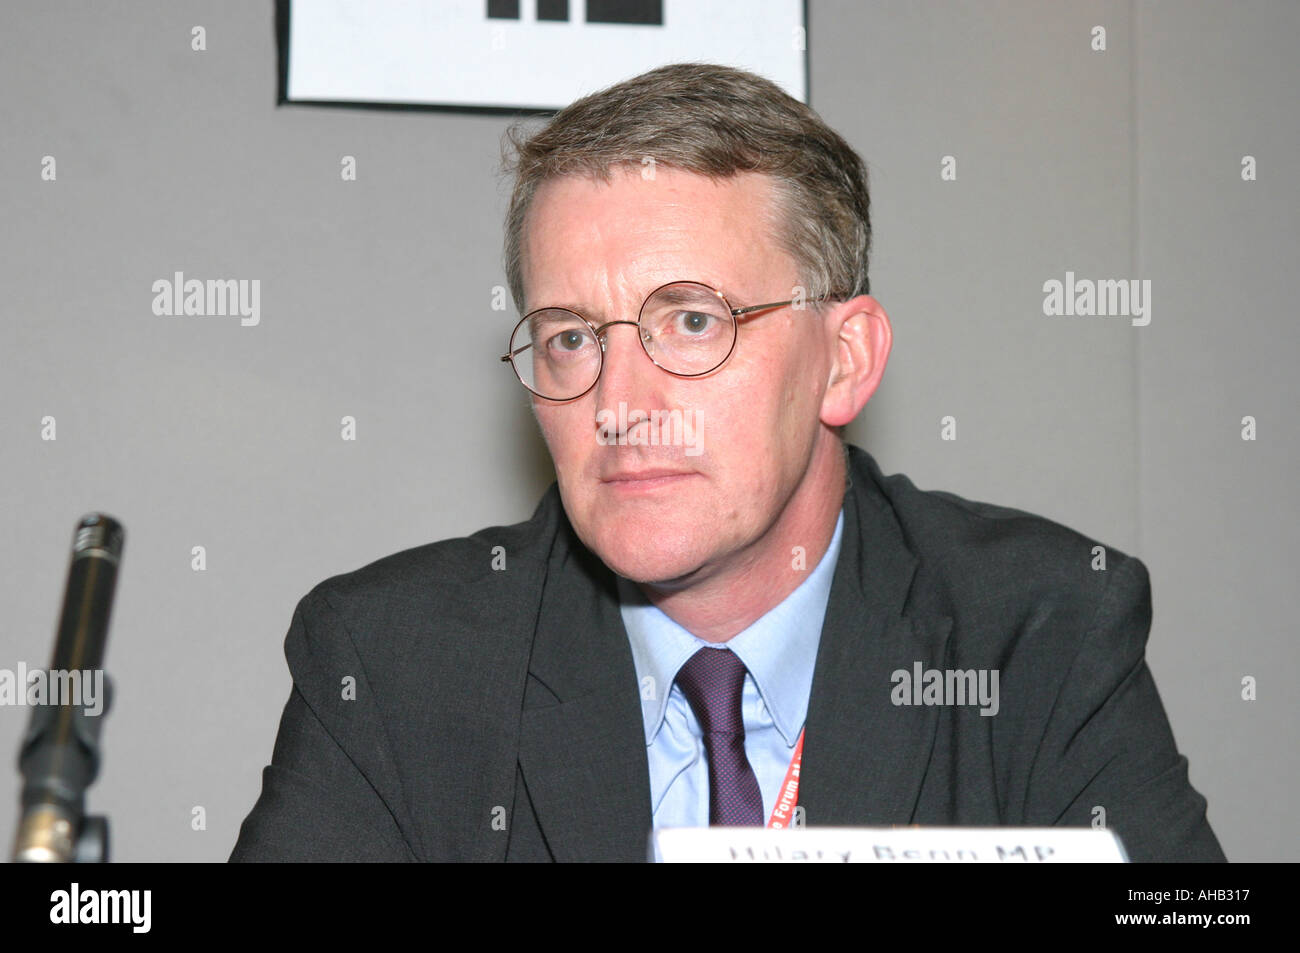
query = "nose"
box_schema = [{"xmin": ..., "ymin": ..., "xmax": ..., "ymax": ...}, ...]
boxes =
[
  {"xmin": 591, "ymin": 319, "xmax": 662, "ymax": 415},
  {"xmin": 593, "ymin": 319, "xmax": 645, "ymax": 346}
]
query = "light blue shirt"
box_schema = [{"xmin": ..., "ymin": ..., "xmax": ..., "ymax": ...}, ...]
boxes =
[{"xmin": 617, "ymin": 509, "xmax": 845, "ymax": 830}]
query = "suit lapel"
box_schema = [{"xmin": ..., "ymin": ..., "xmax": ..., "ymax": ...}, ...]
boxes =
[
  {"xmin": 799, "ymin": 450, "xmax": 954, "ymax": 826},
  {"xmin": 516, "ymin": 520, "xmax": 653, "ymax": 861}
]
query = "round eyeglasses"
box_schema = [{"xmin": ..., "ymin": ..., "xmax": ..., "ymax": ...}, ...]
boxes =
[{"xmin": 500, "ymin": 280, "xmax": 849, "ymax": 401}]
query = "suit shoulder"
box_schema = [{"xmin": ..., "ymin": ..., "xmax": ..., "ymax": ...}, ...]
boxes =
[
  {"xmin": 294, "ymin": 485, "xmax": 562, "ymax": 637},
  {"xmin": 856, "ymin": 449, "xmax": 1145, "ymax": 619}
]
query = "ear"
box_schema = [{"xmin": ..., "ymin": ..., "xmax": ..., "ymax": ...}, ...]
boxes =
[{"xmin": 820, "ymin": 295, "xmax": 892, "ymax": 428}]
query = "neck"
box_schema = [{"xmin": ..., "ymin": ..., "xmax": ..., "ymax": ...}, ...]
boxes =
[{"xmin": 638, "ymin": 435, "xmax": 847, "ymax": 643}]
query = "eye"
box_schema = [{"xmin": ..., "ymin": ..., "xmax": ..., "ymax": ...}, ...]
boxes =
[
  {"xmin": 674, "ymin": 311, "xmax": 718, "ymax": 335},
  {"xmin": 547, "ymin": 328, "xmax": 592, "ymax": 353}
]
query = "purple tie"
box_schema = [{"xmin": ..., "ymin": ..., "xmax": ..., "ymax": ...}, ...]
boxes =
[{"xmin": 675, "ymin": 647, "xmax": 765, "ymax": 826}]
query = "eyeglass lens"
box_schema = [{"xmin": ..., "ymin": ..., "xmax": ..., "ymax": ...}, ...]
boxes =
[{"xmin": 508, "ymin": 282, "xmax": 737, "ymax": 399}]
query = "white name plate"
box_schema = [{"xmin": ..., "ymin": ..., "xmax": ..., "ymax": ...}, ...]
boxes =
[{"xmin": 652, "ymin": 827, "xmax": 1129, "ymax": 863}]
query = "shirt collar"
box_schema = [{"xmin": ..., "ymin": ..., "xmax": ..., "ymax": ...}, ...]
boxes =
[{"xmin": 618, "ymin": 508, "xmax": 845, "ymax": 746}]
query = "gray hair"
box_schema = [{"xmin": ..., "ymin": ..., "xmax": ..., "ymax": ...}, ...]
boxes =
[{"xmin": 500, "ymin": 62, "xmax": 872, "ymax": 316}]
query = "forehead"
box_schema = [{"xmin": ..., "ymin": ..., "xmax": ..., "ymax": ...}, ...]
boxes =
[{"xmin": 521, "ymin": 166, "xmax": 790, "ymax": 311}]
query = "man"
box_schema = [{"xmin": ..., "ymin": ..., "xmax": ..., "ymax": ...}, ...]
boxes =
[{"xmin": 230, "ymin": 63, "xmax": 1224, "ymax": 862}]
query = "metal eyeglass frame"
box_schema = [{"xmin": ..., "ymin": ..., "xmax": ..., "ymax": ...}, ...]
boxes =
[{"xmin": 500, "ymin": 279, "xmax": 851, "ymax": 401}]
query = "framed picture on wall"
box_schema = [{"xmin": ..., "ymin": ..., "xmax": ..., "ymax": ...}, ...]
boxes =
[{"xmin": 279, "ymin": 0, "xmax": 810, "ymax": 113}]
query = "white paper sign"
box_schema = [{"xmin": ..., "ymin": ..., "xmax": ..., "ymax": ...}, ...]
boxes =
[
  {"xmin": 652, "ymin": 827, "xmax": 1130, "ymax": 863},
  {"xmin": 286, "ymin": 0, "xmax": 808, "ymax": 110}
]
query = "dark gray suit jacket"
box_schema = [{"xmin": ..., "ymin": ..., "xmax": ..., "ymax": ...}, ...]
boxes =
[{"xmin": 230, "ymin": 445, "xmax": 1225, "ymax": 862}]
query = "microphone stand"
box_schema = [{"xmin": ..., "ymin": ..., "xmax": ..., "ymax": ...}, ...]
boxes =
[{"xmin": 11, "ymin": 514, "xmax": 123, "ymax": 863}]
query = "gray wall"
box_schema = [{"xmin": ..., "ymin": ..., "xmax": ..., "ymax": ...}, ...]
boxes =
[{"xmin": 1, "ymin": 0, "xmax": 1293, "ymax": 861}]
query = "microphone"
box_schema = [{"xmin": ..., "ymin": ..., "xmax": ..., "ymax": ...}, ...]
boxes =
[{"xmin": 11, "ymin": 514, "xmax": 124, "ymax": 863}]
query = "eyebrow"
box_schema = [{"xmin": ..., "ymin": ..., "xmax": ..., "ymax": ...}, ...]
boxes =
[
  {"xmin": 650, "ymin": 285, "xmax": 725, "ymax": 307},
  {"xmin": 531, "ymin": 281, "xmax": 734, "ymax": 317}
]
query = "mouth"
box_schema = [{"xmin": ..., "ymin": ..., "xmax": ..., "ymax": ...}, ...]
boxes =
[{"xmin": 600, "ymin": 469, "xmax": 699, "ymax": 492}]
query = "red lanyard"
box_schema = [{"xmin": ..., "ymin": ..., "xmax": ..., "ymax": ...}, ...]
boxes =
[{"xmin": 767, "ymin": 728, "xmax": 805, "ymax": 828}]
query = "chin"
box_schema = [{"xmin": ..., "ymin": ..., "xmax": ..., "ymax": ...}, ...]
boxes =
[{"xmin": 581, "ymin": 517, "xmax": 713, "ymax": 585}]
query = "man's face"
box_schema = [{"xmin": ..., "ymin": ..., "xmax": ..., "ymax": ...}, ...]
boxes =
[{"xmin": 521, "ymin": 166, "xmax": 838, "ymax": 587}]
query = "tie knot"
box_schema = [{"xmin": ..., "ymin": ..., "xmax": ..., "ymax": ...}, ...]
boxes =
[{"xmin": 674, "ymin": 647, "xmax": 748, "ymax": 736}]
